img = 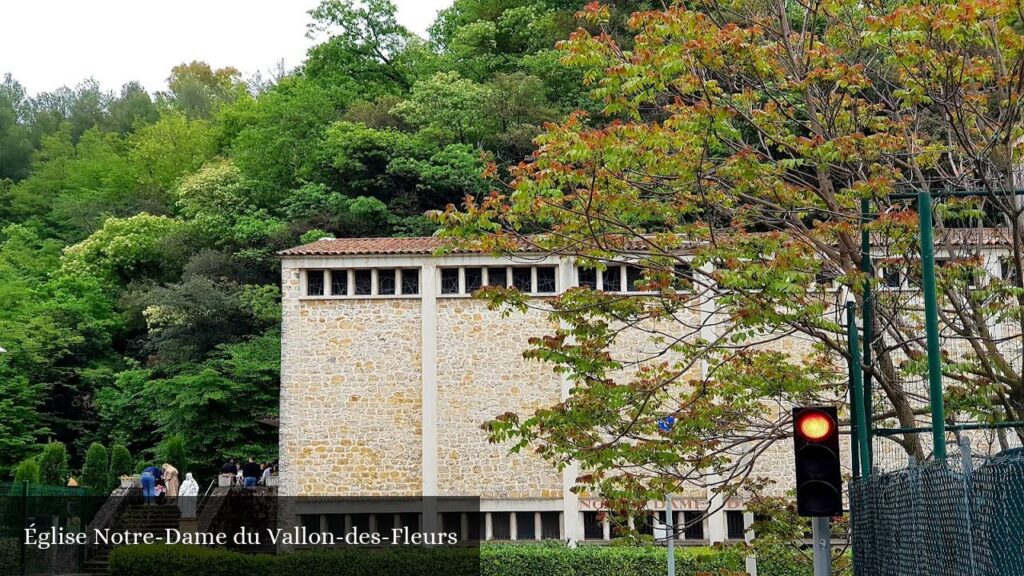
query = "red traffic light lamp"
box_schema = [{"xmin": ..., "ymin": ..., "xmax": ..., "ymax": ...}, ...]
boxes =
[
  {"xmin": 796, "ymin": 410, "xmax": 834, "ymax": 441},
  {"xmin": 792, "ymin": 406, "xmax": 843, "ymax": 517}
]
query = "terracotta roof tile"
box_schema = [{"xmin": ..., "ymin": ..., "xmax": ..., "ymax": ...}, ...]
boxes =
[
  {"xmin": 278, "ymin": 237, "xmax": 465, "ymax": 256},
  {"xmin": 279, "ymin": 228, "xmax": 1013, "ymax": 257}
]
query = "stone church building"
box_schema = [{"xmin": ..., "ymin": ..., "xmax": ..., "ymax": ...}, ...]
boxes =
[
  {"xmin": 276, "ymin": 236, "xmax": 799, "ymax": 544},
  {"xmin": 276, "ymin": 231, "xmax": 1013, "ymax": 544}
]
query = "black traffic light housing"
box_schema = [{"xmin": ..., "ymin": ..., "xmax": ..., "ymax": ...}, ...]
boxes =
[{"xmin": 792, "ymin": 406, "xmax": 843, "ymax": 517}]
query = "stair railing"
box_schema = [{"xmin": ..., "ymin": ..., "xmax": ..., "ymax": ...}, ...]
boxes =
[{"xmin": 198, "ymin": 477, "xmax": 216, "ymax": 512}]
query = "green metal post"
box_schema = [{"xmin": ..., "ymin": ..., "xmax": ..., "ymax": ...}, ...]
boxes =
[
  {"xmin": 846, "ymin": 303, "xmax": 860, "ymax": 478},
  {"xmin": 918, "ymin": 190, "xmax": 947, "ymax": 460},
  {"xmin": 860, "ymin": 198, "xmax": 874, "ymax": 469},
  {"xmin": 20, "ymin": 480, "xmax": 27, "ymax": 576},
  {"xmin": 847, "ymin": 303, "xmax": 871, "ymax": 476}
]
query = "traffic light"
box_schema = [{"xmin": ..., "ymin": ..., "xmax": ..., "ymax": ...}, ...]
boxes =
[{"xmin": 792, "ymin": 406, "xmax": 843, "ymax": 517}]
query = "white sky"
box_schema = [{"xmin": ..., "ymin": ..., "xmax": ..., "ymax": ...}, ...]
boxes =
[{"xmin": 0, "ymin": 0, "xmax": 453, "ymax": 96}]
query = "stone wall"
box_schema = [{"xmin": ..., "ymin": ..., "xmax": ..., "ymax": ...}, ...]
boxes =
[
  {"xmin": 435, "ymin": 299, "xmax": 563, "ymax": 499},
  {"xmin": 280, "ymin": 265, "xmax": 422, "ymax": 496},
  {"xmin": 279, "ymin": 259, "xmax": 825, "ymax": 502}
]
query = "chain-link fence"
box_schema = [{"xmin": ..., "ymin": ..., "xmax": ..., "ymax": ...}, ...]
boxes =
[{"xmin": 850, "ymin": 436, "xmax": 1024, "ymax": 576}]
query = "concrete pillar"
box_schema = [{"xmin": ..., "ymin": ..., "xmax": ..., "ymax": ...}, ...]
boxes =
[
  {"xmin": 744, "ymin": 511, "xmax": 758, "ymax": 576},
  {"xmin": 708, "ymin": 498, "xmax": 727, "ymax": 543},
  {"xmin": 558, "ymin": 257, "xmax": 580, "ymax": 545},
  {"xmin": 485, "ymin": 512, "xmax": 493, "ymax": 541},
  {"xmin": 534, "ymin": 512, "xmax": 542, "ymax": 541},
  {"xmin": 510, "ymin": 511, "xmax": 518, "ymax": 541},
  {"xmin": 421, "ymin": 263, "xmax": 438, "ymax": 501}
]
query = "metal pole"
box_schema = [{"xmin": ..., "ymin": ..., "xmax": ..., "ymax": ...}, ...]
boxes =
[
  {"xmin": 846, "ymin": 303, "xmax": 860, "ymax": 477},
  {"xmin": 860, "ymin": 198, "xmax": 874, "ymax": 470},
  {"xmin": 848, "ymin": 303, "xmax": 871, "ymax": 477},
  {"xmin": 812, "ymin": 516, "xmax": 831, "ymax": 576},
  {"xmin": 959, "ymin": 435, "xmax": 977, "ymax": 576},
  {"xmin": 918, "ymin": 190, "xmax": 947, "ymax": 460},
  {"xmin": 20, "ymin": 480, "xmax": 27, "ymax": 576},
  {"xmin": 665, "ymin": 495, "xmax": 675, "ymax": 576}
]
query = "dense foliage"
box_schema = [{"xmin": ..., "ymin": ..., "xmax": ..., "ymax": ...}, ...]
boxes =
[{"xmin": 0, "ymin": 0, "xmax": 641, "ymax": 477}]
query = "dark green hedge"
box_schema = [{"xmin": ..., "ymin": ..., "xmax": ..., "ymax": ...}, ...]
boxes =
[
  {"xmin": 108, "ymin": 545, "xmax": 479, "ymax": 576},
  {"xmin": 110, "ymin": 543, "xmax": 799, "ymax": 576},
  {"xmin": 480, "ymin": 544, "xmax": 746, "ymax": 576}
]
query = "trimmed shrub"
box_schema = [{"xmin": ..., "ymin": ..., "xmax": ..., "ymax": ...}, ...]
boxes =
[
  {"xmin": 12, "ymin": 458, "xmax": 40, "ymax": 485},
  {"xmin": 109, "ymin": 444, "xmax": 133, "ymax": 490},
  {"xmin": 160, "ymin": 434, "xmax": 187, "ymax": 474},
  {"xmin": 81, "ymin": 443, "xmax": 109, "ymax": 494},
  {"xmin": 37, "ymin": 442, "xmax": 69, "ymax": 486}
]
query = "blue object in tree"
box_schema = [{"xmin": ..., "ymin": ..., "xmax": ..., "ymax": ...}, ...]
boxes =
[{"xmin": 658, "ymin": 416, "xmax": 676, "ymax": 432}]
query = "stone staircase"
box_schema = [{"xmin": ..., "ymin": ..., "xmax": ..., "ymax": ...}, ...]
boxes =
[{"xmin": 83, "ymin": 503, "xmax": 181, "ymax": 574}]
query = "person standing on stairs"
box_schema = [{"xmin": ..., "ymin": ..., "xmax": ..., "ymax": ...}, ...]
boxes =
[
  {"xmin": 221, "ymin": 458, "xmax": 238, "ymax": 486},
  {"xmin": 242, "ymin": 457, "xmax": 261, "ymax": 488},
  {"xmin": 162, "ymin": 463, "xmax": 179, "ymax": 499},
  {"xmin": 140, "ymin": 469, "xmax": 156, "ymax": 505}
]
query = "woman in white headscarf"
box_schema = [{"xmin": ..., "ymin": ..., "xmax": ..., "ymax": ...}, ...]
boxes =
[
  {"xmin": 178, "ymin": 473, "xmax": 199, "ymax": 518},
  {"xmin": 162, "ymin": 463, "xmax": 180, "ymax": 499}
]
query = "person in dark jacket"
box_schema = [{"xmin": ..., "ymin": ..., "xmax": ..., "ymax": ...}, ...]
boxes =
[{"xmin": 242, "ymin": 457, "xmax": 261, "ymax": 488}]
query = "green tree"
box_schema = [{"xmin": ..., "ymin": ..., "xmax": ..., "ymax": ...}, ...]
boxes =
[
  {"xmin": 61, "ymin": 213, "xmax": 190, "ymax": 284},
  {"xmin": 313, "ymin": 121, "xmax": 486, "ymax": 214},
  {"xmin": 160, "ymin": 434, "xmax": 187, "ymax": 474},
  {"xmin": 130, "ymin": 111, "xmax": 217, "ymax": 194},
  {"xmin": 108, "ymin": 444, "xmax": 132, "ymax": 489},
  {"xmin": 306, "ymin": 0, "xmax": 414, "ymax": 93},
  {"xmin": 96, "ymin": 333, "xmax": 280, "ymax": 475},
  {"xmin": 0, "ymin": 373, "xmax": 47, "ymax": 467},
  {"xmin": 139, "ymin": 276, "xmax": 263, "ymax": 362},
  {"xmin": 64, "ymin": 79, "xmax": 112, "ymax": 144},
  {"xmin": 228, "ymin": 76, "xmax": 350, "ymax": 192},
  {"xmin": 0, "ymin": 74, "xmax": 33, "ymax": 181},
  {"xmin": 175, "ymin": 160, "xmax": 264, "ymax": 242},
  {"xmin": 13, "ymin": 458, "xmax": 40, "ymax": 485},
  {"xmin": 37, "ymin": 442, "xmax": 69, "ymax": 486},
  {"xmin": 481, "ymin": 72, "xmax": 555, "ymax": 161},
  {"xmin": 81, "ymin": 443, "xmax": 109, "ymax": 493},
  {"xmin": 105, "ymin": 81, "xmax": 159, "ymax": 135},
  {"xmin": 437, "ymin": 0, "xmax": 1024, "ymax": 543},
  {"xmin": 161, "ymin": 61, "xmax": 243, "ymax": 119},
  {"xmin": 392, "ymin": 71, "xmax": 491, "ymax": 145}
]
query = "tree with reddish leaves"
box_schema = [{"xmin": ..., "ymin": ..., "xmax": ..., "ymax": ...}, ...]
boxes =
[{"xmin": 438, "ymin": 0, "xmax": 1024, "ymax": 549}]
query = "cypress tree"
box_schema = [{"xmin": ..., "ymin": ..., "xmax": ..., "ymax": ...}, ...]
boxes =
[
  {"xmin": 37, "ymin": 442, "xmax": 69, "ymax": 486},
  {"xmin": 108, "ymin": 444, "xmax": 133, "ymax": 490},
  {"xmin": 81, "ymin": 443, "xmax": 109, "ymax": 494}
]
